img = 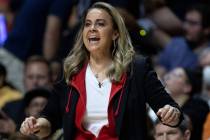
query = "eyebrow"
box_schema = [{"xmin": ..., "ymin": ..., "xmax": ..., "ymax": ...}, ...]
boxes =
[{"xmin": 85, "ymin": 19, "xmax": 106, "ymax": 23}]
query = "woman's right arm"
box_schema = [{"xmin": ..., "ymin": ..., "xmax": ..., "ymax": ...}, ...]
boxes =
[{"xmin": 20, "ymin": 116, "xmax": 51, "ymax": 139}]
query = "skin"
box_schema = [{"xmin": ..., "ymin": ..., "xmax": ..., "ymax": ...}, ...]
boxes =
[
  {"xmin": 24, "ymin": 62, "xmax": 51, "ymax": 91},
  {"xmin": 20, "ymin": 7, "xmax": 181, "ymax": 138},
  {"xmin": 25, "ymin": 97, "xmax": 48, "ymax": 118},
  {"xmin": 183, "ymin": 10, "xmax": 203, "ymax": 43},
  {"xmin": 154, "ymin": 123, "xmax": 191, "ymax": 140},
  {"xmin": 163, "ymin": 68, "xmax": 192, "ymax": 107},
  {"xmin": 83, "ymin": 8, "xmax": 119, "ymax": 82},
  {"xmin": 164, "ymin": 68, "xmax": 190, "ymax": 96}
]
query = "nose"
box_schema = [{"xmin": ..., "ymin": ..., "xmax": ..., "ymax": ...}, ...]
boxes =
[{"xmin": 90, "ymin": 23, "xmax": 97, "ymax": 31}]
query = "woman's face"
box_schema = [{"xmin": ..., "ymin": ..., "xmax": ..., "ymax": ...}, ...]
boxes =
[{"xmin": 83, "ymin": 8, "xmax": 118, "ymax": 55}]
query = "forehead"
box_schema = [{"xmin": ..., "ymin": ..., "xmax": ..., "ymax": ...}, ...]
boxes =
[
  {"xmin": 186, "ymin": 10, "xmax": 201, "ymax": 21},
  {"xmin": 171, "ymin": 68, "xmax": 185, "ymax": 75},
  {"xmin": 155, "ymin": 123, "xmax": 179, "ymax": 132},
  {"xmin": 31, "ymin": 97, "xmax": 47, "ymax": 103},
  {"xmin": 169, "ymin": 68, "xmax": 188, "ymax": 81},
  {"xmin": 25, "ymin": 62, "xmax": 49, "ymax": 72},
  {"xmin": 86, "ymin": 8, "xmax": 112, "ymax": 21}
]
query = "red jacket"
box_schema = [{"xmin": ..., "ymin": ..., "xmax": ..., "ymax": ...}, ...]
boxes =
[{"xmin": 68, "ymin": 63, "xmax": 126, "ymax": 140}]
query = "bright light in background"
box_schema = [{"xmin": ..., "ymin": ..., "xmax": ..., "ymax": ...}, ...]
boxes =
[
  {"xmin": 139, "ymin": 29, "xmax": 147, "ymax": 37},
  {"xmin": 0, "ymin": 14, "xmax": 7, "ymax": 47}
]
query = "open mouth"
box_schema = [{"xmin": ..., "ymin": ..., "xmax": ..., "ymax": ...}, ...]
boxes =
[{"xmin": 88, "ymin": 36, "xmax": 100, "ymax": 44}]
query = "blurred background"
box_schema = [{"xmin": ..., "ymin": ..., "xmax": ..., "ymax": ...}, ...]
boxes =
[{"xmin": 0, "ymin": 0, "xmax": 210, "ymax": 139}]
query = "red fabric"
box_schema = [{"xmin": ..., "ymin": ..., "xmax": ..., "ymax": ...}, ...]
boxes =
[
  {"xmin": 70, "ymin": 64, "xmax": 126, "ymax": 140},
  {"xmin": 0, "ymin": 0, "xmax": 8, "ymax": 4}
]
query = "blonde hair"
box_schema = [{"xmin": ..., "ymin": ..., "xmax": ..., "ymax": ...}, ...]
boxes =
[{"xmin": 64, "ymin": 2, "xmax": 135, "ymax": 83}]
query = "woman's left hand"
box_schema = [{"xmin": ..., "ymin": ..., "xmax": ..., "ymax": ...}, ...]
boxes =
[{"xmin": 157, "ymin": 104, "xmax": 181, "ymax": 126}]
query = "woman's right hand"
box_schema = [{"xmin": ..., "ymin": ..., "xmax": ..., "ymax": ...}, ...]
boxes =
[{"xmin": 20, "ymin": 116, "xmax": 40, "ymax": 135}]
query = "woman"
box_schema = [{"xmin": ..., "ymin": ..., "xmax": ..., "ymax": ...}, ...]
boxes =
[{"xmin": 20, "ymin": 2, "xmax": 182, "ymax": 140}]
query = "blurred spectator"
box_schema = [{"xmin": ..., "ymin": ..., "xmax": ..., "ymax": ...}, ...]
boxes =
[
  {"xmin": 24, "ymin": 88, "xmax": 50, "ymax": 118},
  {"xmin": 23, "ymin": 55, "xmax": 52, "ymax": 92},
  {"xmin": 0, "ymin": 0, "xmax": 73, "ymax": 61},
  {"xmin": 0, "ymin": 63, "xmax": 22, "ymax": 108},
  {"xmin": 165, "ymin": 0, "xmax": 210, "ymax": 20},
  {"xmin": 163, "ymin": 67, "xmax": 209, "ymax": 140},
  {"xmin": 2, "ymin": 56, "xmax": 52, "ymax": 129},
  {"xmin": 158, "ymin": 4, "xmax": 210, "ymax": 72},
  {"xmin": 203, "ymin": 112, "xmax": 210, "ymax": 140},
  {"xmin": 0, "ymin": 0, "xmax": 23, "ymax": 33},
  {"xmin": 138, "ymin": 0, "xmax": 183, "ymax": 50},
  {"xmin": 154, "ymin": 114, "xmax": 192, "ymax": 140},
  {"xmin": 0, "ymin": 0, "xmax": 73, "ymax": 91},
  {"xmin": 1, "ymin": 88, "xmax": 50, "ymax": 139},
  {"xmin": 142, "ymin": 0, "xmax": 182, "ymax": 35}
]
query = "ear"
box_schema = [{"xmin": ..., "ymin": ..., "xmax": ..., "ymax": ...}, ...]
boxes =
[
  {"xmin": 183, "ymin": 130, "xmax": 191, "ymax": 140},
  {"xmin": 112, "ymin": 30, "xmax": 119, "ymax": 41}
]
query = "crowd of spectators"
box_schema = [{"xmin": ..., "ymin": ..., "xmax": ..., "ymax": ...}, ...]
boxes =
[{"xmin": 0, "ymin": 0, "xmax": 210, "ymax": 139}]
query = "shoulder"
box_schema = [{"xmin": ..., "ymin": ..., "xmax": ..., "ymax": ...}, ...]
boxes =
[
  {"xmin": 51, "ymin": 79, "xmax": 69, "ymax": 96},
  {"xmin": 129, "ymin": 55, "xmax": 153, "ymax": 78},
  {"xmin": 132, "ymin": 55, "xmax": 152, "ymax": 71},
  {"xmin": 164, "ymin": 36, "xmax": 186, "ymax": 49},
  {"xmin": 169, "ymin": 36, "xmax": 186, "ymax": 44}
]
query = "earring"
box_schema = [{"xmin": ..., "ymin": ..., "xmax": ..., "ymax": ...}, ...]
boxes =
[{"xmin": 112, "ymin": 39, "xmax": 117, "ymax": 57}]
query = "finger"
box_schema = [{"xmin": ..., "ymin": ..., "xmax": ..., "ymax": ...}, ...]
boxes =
[
  {"xmin": 162, "ymin": 107, "xmax": 174, "ymax": 122},
  {"xmin": 24, "ymin": 120, "xmax": 33, "ymax": 134},
  {"xmin": 28, "ymin": 118, "xmax": 35, "ymax": 130},
  {"xmin": 164, "ymin": 111, "xmax": 176, "ymax": 124},
  {"xmin": 33, "ymin": 122, "xmax": 41, "ymax": 133},
  {"xmin": 20, "ymin": 122, "xmax": 30, "ymax": 135},
  {"xmin": 20, "ymin": 126, "xmax": 28, "ymax": 135},
  {"xmin": 24, "ymin": 117, "xmax": 36, "ymax": 134},
  {"xmin": 27, "ymin": 116, "xmax": 37, "ymax": 129},
  {"xmin": 159, "ymin": 105, "xmax": 170, "ymax": 118},
  {"xmin": 164, "ymin": 108, "xmax": 181, "ymax": 126},
  {"xmin": 157, "ymin": 108, "xmax": 162, "ymax": 117}
]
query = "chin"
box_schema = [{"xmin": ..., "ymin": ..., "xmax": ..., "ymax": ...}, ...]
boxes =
[{"xmin": 87, "ymin": 46, "xmax": 100, "ymax": 52}]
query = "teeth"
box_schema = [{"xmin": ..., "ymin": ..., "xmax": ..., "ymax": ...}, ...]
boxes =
[{"xmin": 88, "ymin": 37, "xmax": 100, "ymax": 43}]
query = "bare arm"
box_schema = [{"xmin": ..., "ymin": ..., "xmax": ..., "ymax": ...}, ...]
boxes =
[
  {"xmin": 20, "ymin": 116, "xmax": 51, "ymax": 139},
  {"xmin": 151, "ymin": 6, "xmax": 183, "ymax": 35},
  {"xmin": 43, "ymin": 15, "xmax": 61, "ymax": 61}
]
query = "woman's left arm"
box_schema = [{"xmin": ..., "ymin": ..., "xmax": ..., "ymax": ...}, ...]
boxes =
[{"xmin": 141, "ymin": 58, "xmax": 183, "ymax": 127}]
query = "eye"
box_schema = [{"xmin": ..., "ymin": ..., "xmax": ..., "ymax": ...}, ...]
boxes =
[
  {"xmin": 156, "ymin": 133, "xmax": 163, "ymax": 137},
  {"xmin": 97, "ymin": 22, "xmax": 105, "ymax": 26},
  {"xmin": 84, "ymin": 22, "xmax": 91, "ymax": 27},
  {"xmin": 95, "ymin": 20, "xmax": 105, "ymax": 28}
]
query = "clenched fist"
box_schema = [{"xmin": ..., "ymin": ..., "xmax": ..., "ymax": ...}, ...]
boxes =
[
  {"xmin": 20, "ymin": 116, "xmax": 51, "ymax": 138},
  {"xmin": 157, "ymin": 105, "xmax": 181, "ymax": 126}
]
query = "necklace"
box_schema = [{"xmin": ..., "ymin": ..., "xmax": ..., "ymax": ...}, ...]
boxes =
[
  {"xmin": 98, "ymin": 82, "xmax": 103, "ymax": 88},
  {"xmin": 95, "ymin": 73, "xmax": 103, "ymax": 88}
]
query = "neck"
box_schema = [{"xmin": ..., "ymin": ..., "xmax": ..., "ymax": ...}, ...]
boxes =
[
  {"xmin": 89, "ymin": 53, "xmax": 112, "ymax": 70},
  {"xmin": 89, "ymin": 54, "xmax": 112, "ymax": 81},
  {"xmin": 171, "ymin": 93, "xmax": 189, "ymax": 107}
]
